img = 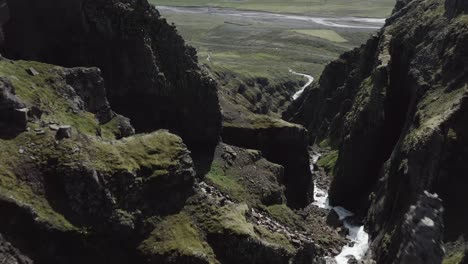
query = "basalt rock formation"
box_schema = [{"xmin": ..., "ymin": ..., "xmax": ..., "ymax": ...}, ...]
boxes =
[
  {"xmin": 0, "ymin": 55, "xmax": 333, "ymax": 264},
  {"xmin": 1, "ymin": 0, "xmax": 221, "ymax": 153},
  {"xmin": 221, "ymin": 112, "xmax": 313, "ymax": 209},
  {"xmin": 285, "ymin": 0, "xmax": 468, "ymax": 262}
]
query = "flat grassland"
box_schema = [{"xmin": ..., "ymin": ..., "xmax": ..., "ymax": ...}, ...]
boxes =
[
  {"xmin": 153, "ymin": 1, "xmax": 394, "ymax": 115},
  {"xmin": 158, "ymin": 7, "xmax": 381, "ymax": 80},
  {"xmin": 291, "ymin": 29, "xmax": 348, "ymax": 43},
  {"xmin": 151, "ymin": 0, "xmax": 395, "ymax": 18}
]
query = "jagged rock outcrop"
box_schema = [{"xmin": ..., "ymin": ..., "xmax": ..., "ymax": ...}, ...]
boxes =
[
  {"xmin": 385, "ymin": 191, "xmax": 444, "ymax": 264},
  {"xmin": 59, "ymin": 67, "xmax": 135, "ymax": 138},
  {"xmin": 0, "ymin": 233, "xmax": 32, "ymax": 264},
  {"xmin": 0, "ymin": 76, "xmax": 26, "ymax": 132},
  {"xmin": 285, "ymin": 0, "xmax": 468, "ymax": 262},
  {"xmin": 222, "ymin": 114, "xmax": 313, "ymax": 209},
  {"xmin": 1, "ymin": 0, "xmax": 221, "ymax": 152}
]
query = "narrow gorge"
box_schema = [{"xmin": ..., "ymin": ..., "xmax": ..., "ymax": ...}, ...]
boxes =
[{"xmin": 0, "ymin": 0, "xmax": 467, "ymax": 263}]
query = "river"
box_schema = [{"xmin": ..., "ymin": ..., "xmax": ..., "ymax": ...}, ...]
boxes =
[
  {"xmin": 289, "ymin": 69, "xmax": 314, "ymax": 100},
  {"xmin": 157, "ymin": 6, "xmax": 385, "ymax": 29}
]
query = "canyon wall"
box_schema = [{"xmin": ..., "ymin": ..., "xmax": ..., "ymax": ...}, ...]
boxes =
[{"xmin": 285, "ymin": 0, "xmax": 468, "ymax": 262}]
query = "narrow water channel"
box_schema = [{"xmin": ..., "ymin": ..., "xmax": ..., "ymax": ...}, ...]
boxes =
[{"xmin": 311, "ymin": 155, "xmax": 370, "ymax": 264}]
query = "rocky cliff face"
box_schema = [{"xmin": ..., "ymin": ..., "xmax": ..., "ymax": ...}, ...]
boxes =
[
  {"xmin": 285, "ymin": 0, "xmax": 468, "ymax": 262},
  {"xmin": 0, "ymin": 56, "xmax": 330, "ymax": 264},
  {"xmin": 0, "ymin": 0, "xmax": 326, "ymax": 262},
  {"xmin": 1, "ymin": 0, "xmax": 221, "ymax": 153},
  {"xmin": 0, "ymin": 57, "xmax": 197, "ymax": 263},
  {"xmin": 222, "ymin": 116, "xmax": 313, "ymax": 209}
]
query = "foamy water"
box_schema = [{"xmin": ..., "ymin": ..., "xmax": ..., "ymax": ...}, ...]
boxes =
[{"xmin": 311, "ymin": 153, "xmax": 369, "ymax": 263}]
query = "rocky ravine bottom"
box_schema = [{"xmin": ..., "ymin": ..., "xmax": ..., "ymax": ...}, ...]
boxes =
[{"xmin": 310, "ymin": 153, "xmax": 370, "ymax": 264}]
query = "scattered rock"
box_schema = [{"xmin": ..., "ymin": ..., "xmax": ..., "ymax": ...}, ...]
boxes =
[
  {"xmin": 115, "ymin": 115, "xmax": 135, "ymax": 139},
  {"xmin": 49, "ymin": 124, "xmax": 59, "ymax": 131},
  {"xmin": 29, "ymin": 106, "xmax": 42, "ymax": 119},
  {"xmin": 26, "ymin": 67, "xmax": 39, "ymax": 76},
  {"xmin": 56, "ymin": 125, "xmax": 72, "ymax": 139},
  {"xmin": 347, "ymin": 256, "xmax": 358, "ymax": 264}
]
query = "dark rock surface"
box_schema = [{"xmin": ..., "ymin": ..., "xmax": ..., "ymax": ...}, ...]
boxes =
[
  {"xmin": 446, "ymin": 0, "xmax": 468, "ymax": 18},
  {"xmin": 1, "ymin": 0, "xmax": 221, "ymax": 153},
  {"xmin": 222, "ymin": 116, "xmax": 313, "ymax": 209},
  {"xmin": 0, "ymin": 77, "xmax": 26, "ymax": 133},
  {"xmin": 392, "ymin": 192, "xmax": 444, "ymax": 264},
  {"xmin": 285, "ymin": 0, "xmax": 468, "ymax": 262},
  {"xmin": 60, "ymin": 67, "xmax": 113, "ymax": 124},
  {"xmin": 0, "ymin": 233, "xmax": 32, "ymax": 264},
  {"xmin": 326, "ymin": 209, "xmax": 343, "ymax": 228}
]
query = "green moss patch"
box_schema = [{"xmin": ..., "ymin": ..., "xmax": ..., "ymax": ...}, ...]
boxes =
[
  {"xmin": 291, "ymin": 30, "xmax": 348, "ymax": 43},
  {"xmin": 0, "ymin": 59, "xmax": 105, "ymax": 136},
  {"xmin": 0, "ymin": 178, "xmax": 77, "ymax": 232},
  {"xmin": 443, "ymin": 250, "xmax": 465, "ymax": 264},
  {"xmin": 265, "ymin": 204, "xmax": 302, "ymax": 228},
  {"xmin": 317, "ymin": 150, "xmax": 338, "ymax": 174},
  {"xmin": 205, "ymin": 162, "xmax": 250, "ymax": 203},
  {"xmin": 139, "ymin": 212, "xmax": 217, "ymax": 262},
  {"xmin": 190, "ymin": 202, "xmax": 294, "ymax": 253},
  {"xmin": 89, "ymin": 130, "xmax": 186, "ymax": 173},
  {"xmin": 223, "ymin": 114, "xmax": 301, "ymax": 130}
]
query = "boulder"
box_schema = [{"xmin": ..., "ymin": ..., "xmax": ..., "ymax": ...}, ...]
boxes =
[
  {"xmin": 25, "ymin": 67, "xmax": 39, "ymax": 76},
  {"xmin": 114, "ymin": 114, "xmax": 135, "ymax": 139},
  {"xmin": 0, "ymin": 77, "xmax": 26, "ymax": 130},
  {"xmin": 326, "ymin": 209, "xmax": 343, "ymax": 228},
  {"xmin": 12, "ymin": 108, "xmax": 28, "ymax": 130},
  {"xmin": 56, "ymin": 125, "xmax": 72, "ymax": 139}
]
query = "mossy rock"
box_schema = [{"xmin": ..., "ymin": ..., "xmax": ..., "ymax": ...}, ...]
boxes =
[
  {"xmin": 316, "ymin": 150, "xmax": 338, "ymax": 175},
  {"xmin": 139, "ymin": 212, "xmax": 218, "ymax": 264}
]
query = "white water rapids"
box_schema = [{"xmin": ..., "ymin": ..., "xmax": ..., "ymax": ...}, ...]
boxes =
[
  {"xmin": 289, "ymin": 69, "xmax": 314, "ymax": 100},
  {"xmin": 311, "ymin": 155, "xmax": 369, "ymax": 264}
]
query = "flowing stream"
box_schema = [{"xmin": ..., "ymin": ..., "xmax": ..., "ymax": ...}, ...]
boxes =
[
  {"xmin": 311, "ymin": 155, "xmax": 370, "ymax": 264},
  {"xmin": 289, "ymin": 69, "xmax": 314, "ymax": 100}
]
